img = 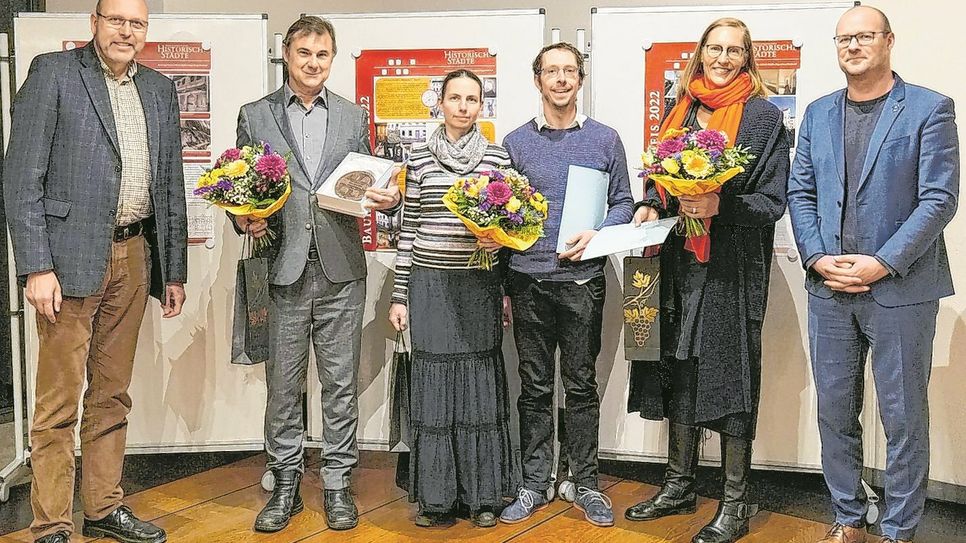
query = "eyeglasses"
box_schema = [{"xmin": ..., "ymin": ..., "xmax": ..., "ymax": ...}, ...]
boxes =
[
  {"xmin": 704, "ymin": 44, "xmax": 745, "ymax": 60},
  {"xmin": 97, "ymin": 12, "xmax": 148, "ymax": 33},
  {"xmin": 833, "ymin": 31, "xmax": 889, "ymax": 48},
  {"xmin": 539, "ymin": 66, "xmax": 580, "ymax": 79}
]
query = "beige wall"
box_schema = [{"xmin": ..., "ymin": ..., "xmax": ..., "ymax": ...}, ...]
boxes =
[{"xmin": 44, "ymin": 0, "xmax": 966, "ymax": 489}]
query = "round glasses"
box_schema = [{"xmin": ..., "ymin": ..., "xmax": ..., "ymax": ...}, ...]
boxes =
[{"xmin": 704, "ymin": 44, "xmax": 745, "ymax": 60}]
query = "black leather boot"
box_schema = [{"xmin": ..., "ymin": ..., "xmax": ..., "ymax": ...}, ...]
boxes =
[
  {"xmin": 692, "ymin": 435, "xmax": 758, "ymax": 543},
  {"xmin": 253, "ymin": 470, "xmax": 304, "ymax": 532},
  {"xmin": 625, "ymin": 422, "xmax": 701, "ymax": 521},
  {"xmin": 324, "ymin": 488, "xmax": 359, "ymax": 530}
]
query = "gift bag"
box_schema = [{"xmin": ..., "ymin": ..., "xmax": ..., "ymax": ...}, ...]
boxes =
[
  {"xmin": 231, "ymin": 235, "xmax": 271, "ymax": 365},
  {"xmin": 622, "ymin": 255, "xmax": 661, "ymax": 362},
  {"xmin": 387, "ymin": 332, "xmax": 412, "ymax": 453}
]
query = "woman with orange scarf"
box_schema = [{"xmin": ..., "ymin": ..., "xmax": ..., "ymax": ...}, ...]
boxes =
[{"xmin": 625, "ymin": 18, "xmax": 790, "ymax": 543}]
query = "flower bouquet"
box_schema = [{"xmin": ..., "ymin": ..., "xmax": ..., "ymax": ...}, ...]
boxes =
[
  {"xmin": 639, "ymin": 127, "xmax": 754, "ymax": 262},
  {"xmin": 194, "ymin": 142, "xmax": 292, "ymax": 249},
  {"xmin": 441, "ymin": 168, "xmax": 548, "ymax": 270}
]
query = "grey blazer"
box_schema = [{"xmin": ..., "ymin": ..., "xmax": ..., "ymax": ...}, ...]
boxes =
[
  {"xmin": 236, "ymin": 86, "xmax": 373, "ymax": 285},
  {"xmin": 2, "ymin": 42, "xmax": 188, "ymax": 300}
]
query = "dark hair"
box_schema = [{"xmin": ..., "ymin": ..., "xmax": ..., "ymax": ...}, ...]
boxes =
[
  {"xmin": 440, "ymin": 69, "xmax": 482, "ymax": 99},
  {"xmin": 283, "ymin": 16, "xmax": 337, "ymax": 55},
  {"xmin": 531, "ymin": 42, "xmax": 585, "ymax": 81}
]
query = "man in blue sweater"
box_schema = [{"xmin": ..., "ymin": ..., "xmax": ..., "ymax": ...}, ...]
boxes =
[{"xmin": 499, "ymin": 42, "xmax": 634, "ymax": 528}]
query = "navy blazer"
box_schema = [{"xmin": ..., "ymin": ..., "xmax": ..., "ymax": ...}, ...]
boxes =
[
  {"xmin": 2, "ymin": 42, "xmax": 188, "ymax": 300},
  {"xmin": 788, "ymin": 74, "xmax": 959, "ymax": 307}
]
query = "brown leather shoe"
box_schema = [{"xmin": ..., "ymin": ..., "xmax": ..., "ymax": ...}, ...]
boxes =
[{"xmin": 818, "ymin": 523, "xmax": 868, "ymax": 543}]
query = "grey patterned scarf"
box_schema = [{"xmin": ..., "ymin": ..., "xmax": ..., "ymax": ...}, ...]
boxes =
[{"xmin": 426, "ymin": 124, "xmax": 488, "ymax": 175}]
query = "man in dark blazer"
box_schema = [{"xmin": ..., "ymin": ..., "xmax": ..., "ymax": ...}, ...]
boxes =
[
  {"xmin": 788, "ymin": 6, "xmax": 958, "ymax": 543},
  {"xmin": 2, "ymin": 1, "xmax": 187, "ymax": 542},
  {"xmin": 233, "ymin": 16, "xmax": 399, "ymax": 534}
]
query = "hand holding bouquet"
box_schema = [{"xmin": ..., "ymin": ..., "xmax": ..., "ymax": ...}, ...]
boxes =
[
  {"xmin": 639, "ymin": 127, "xmax": 754, "ymax": 262},
  {"xmin": 194, "ymin": 142, "xmax": 292, "ymax": 250},
  {"xmin": 442, "ymin": 168, "xmax": 548, "ymax": 270}
]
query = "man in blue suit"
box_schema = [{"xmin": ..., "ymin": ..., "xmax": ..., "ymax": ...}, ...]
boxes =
[{"xmin": 788, "ymin": 6, "xmax": 958, "ymax": 543}]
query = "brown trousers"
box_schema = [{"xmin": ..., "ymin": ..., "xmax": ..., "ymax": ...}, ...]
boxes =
[{"xmin": 30, "ymin": 235, "xmax": 150, "ymax": 538}]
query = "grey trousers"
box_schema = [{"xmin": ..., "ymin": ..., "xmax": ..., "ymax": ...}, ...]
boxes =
[
  {"xmin": 265, "ymin": 257, "xmax": 365, "ymax": 490},
  {"xmin": 808, "ymin": 292, "xmax": 938, "ymax": 541}
]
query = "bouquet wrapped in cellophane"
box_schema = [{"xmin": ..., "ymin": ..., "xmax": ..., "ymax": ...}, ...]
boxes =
[
  {"xmin": 640, "ymin": 127, "xmax": 754, "ymax": 262},
  {"xmin": 441, "ymin": 168, "xmax": 548, "ymax": 270}
]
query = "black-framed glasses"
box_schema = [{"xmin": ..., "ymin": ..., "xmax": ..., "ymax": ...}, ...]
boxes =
[
  {"xmin": 704, "ymin": 44, "xmax": 745, "ymax": 60},
  {"xmin": 833, "ymin": 31, "xmax": 889, "ymax": 48},
  {"xmin": 97, "ymin": 12, "xmax": 148, "ymax": 33}
]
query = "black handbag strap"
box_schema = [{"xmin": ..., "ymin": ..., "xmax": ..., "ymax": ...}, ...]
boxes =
[
  {"xmin": 394, "ymin": 331, "xmax": 408, "ymax": 354},
  {"xmin": 241, "ymin": 222, "xmax": 252, "ymax": 259}
]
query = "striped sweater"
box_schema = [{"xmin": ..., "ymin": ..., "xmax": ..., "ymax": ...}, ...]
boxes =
[{"xmin": 391, "ymin": 143, "xmax": 511, "ymax": 306}]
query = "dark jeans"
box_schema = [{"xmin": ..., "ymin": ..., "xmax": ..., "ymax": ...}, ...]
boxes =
[{"xmin": 508, "ymin": 271, "xmax": 605, "ymax": 491}]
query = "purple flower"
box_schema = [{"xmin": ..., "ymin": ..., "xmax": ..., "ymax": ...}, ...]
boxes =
[
  {"xmin": 507, "ymin": 212, "xmax": 524, "ymax": 224},
  {"xmin": 479, "ymin": 201, "xmax": 492, "ymax": 212},
  {"xmin": 262, "ymin": 141, "xmax": 273, "ymax": 155},
  {"xmin": 255, "ymin": 153, "xmax": 287, "ymax": 181},
  {"xmin": 216, "ymin": 179, "xmax": 233, "ymax": 191},
  {"xmin": 485, "ymin": 181, "xmax": 513, "ymax": 206},
  {"xmin": 695, "ymin": 129, "xmax": 727, "ymax": 153},
  {"xmin": 490, "ymin": 170, "xmax": 506, "ymax": 181},
  {"xmin": 657, "ymin": 138, "xmax": 686, "ymax": 158}
]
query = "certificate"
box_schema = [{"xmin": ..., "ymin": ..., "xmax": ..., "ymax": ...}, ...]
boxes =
[{"xmin": 580, "ymin": 218, "xmax": 677, "ymax": 261}]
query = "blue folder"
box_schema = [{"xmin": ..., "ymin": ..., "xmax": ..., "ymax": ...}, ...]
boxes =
[{"xmin": 556, "ymin": 165, "xmax": 609, "ymax": 253}]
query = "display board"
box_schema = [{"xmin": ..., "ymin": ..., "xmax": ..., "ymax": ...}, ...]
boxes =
[
  {"xmin": 591, "ymin": 3, "xmax": 854, "ymax": 472},
  {"xmin": 305, "ymin": 9, "xmax": 545, "ymax": 448},
  {"xmin": 12, "ymin": 13, "xmax": 270, "ymax": 452}
]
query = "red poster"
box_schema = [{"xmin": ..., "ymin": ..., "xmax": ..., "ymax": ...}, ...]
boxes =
[
  {"xmin": 355, "ymin": 48, "xmax": 498, "ymax": 250},
  {"xmin": 643, "ymin": 40, "xmax": 801, "ymax": 149}
]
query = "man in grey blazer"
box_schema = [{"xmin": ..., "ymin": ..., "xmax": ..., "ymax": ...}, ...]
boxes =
[
  {"xmin": 234, "ymin": 16, "xmax": 399, "ymax": 533},
  {"xmin": 2, "ymin": 1, "xmax": 187, "ymax": 542},
  {"xmin": 788, "ymin": 6, "xmax": 958, "ymax": 543}
]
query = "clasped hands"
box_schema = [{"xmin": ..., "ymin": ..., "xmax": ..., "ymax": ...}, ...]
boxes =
[{"xmin": 813, "ymin": 254, "xmax": 890, "ymax": 293}]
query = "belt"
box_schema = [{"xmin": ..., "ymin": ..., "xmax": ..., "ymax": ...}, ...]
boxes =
[{"xmin": 113, "ymin": 218, "xmax": 152, "ymax": 242}]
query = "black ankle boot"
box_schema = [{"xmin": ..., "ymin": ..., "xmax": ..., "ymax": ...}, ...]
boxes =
[
  {"xmin": 692, "ymin": 435, "xmax": 758, "ymax": 543},
  {"xmin": 626, "ymin": 423, "xmax": 701, "ymax": 521},
  {"xmin": 254, "ymin": 470, "xmax": 304, "ymax": 532}
]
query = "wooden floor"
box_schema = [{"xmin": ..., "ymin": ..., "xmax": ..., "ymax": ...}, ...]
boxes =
[{"xmin": 1, "ymin": 453, "xmax": 834, "ymax": 543}]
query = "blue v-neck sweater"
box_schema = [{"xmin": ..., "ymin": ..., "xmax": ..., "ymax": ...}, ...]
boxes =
[{"xmin": 503, "ymin": 117, "xmax": 635, "ymax": 281}]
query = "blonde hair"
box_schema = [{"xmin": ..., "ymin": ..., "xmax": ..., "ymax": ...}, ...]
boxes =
[{"xmin": 677, "ymin": 18, "xmax": 767, "ymax": 102}]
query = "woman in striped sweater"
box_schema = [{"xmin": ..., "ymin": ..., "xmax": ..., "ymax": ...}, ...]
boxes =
[{"xmin": 388, "ymin": 70, "xmax": 518, "ymax": 529}]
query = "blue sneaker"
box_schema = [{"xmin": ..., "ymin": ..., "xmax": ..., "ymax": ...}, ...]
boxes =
[
  {"xmin": 499, "ymin": 487, "xmax": 549, "ymax": 524},
  {"xmin": 574, "ymin": 486, "xmax": 614, "ymax": 527}
]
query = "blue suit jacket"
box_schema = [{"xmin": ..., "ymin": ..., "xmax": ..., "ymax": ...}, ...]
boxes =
[{"xmin": 788, "ymin": 74, "xmax": 959, "ymax": 307}]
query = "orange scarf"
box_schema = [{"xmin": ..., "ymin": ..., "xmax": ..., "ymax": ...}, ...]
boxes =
[
  {"xmin": 656, "ymin": 71, "xmax": 754, "ymax": 262},
  {"xmin": 660, "ymin": 71, "xmax": 753, "ymax": 147}
]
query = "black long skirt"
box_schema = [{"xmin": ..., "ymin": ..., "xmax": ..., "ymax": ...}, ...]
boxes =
[{"xmin": 399, "ymin": 265, "xmax": 519, "ymax": 513}]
